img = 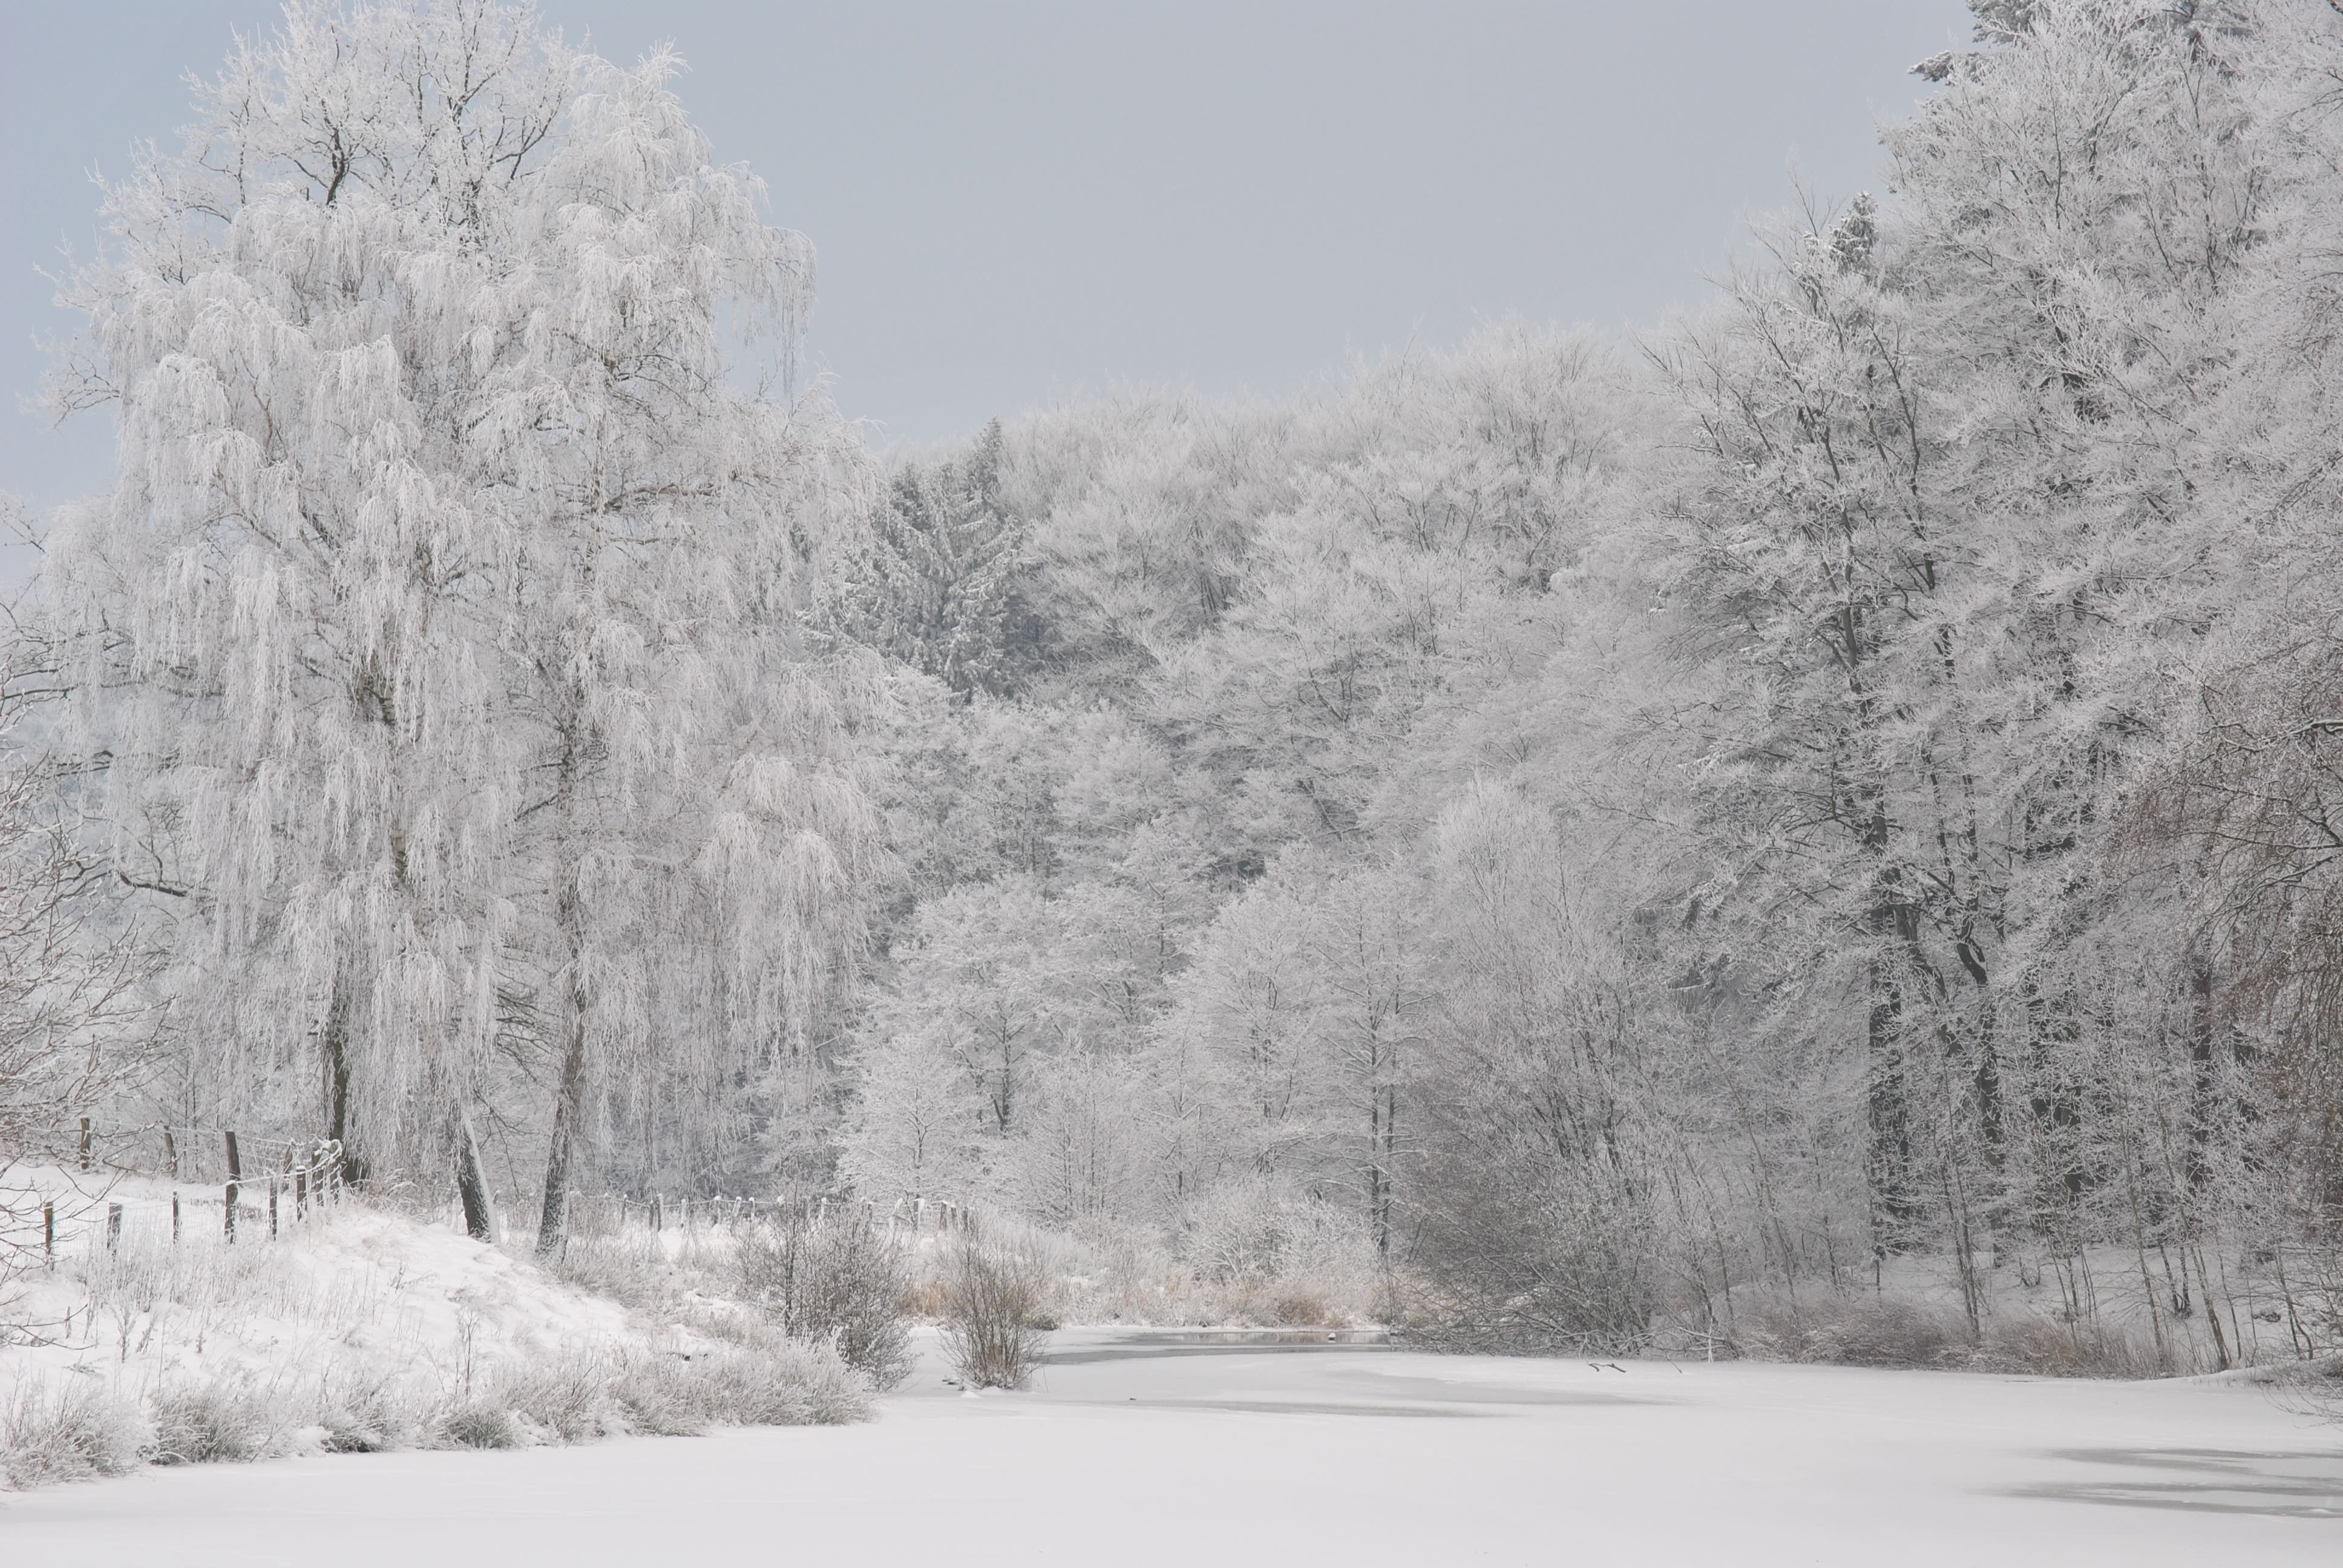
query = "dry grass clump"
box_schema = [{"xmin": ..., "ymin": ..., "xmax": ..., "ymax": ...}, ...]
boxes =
[
  {"xmin": 543, "ymin": 1226, "xmax": 719, "ymax": 1313},
  {"xmin": 0, "ymin": 1379, "xmax": 149, "ymax": 1489},
  {"xmin": 435, "ymin": 1332, "xmax": 871, "ymax": 1449},
  {"xmin": 315, "ymin": 1370, "xmax": 434, "ymax": 1454},
  {"xmin": 1971, "ymin": 1313, "xmax": 2168, "ymax": 1379},
  {"xmin": 149, "ymin": 1374, "xmax": 303, "ymax": 1465}
]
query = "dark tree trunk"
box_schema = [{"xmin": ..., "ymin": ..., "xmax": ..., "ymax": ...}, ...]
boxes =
[
  {"xmin": 454, "ymin": 1103, "xmax": 498, "ymax": 1241},
  {"xmin": 321, "ymin": 974, "xmax": 365, "ymax": 1184}
]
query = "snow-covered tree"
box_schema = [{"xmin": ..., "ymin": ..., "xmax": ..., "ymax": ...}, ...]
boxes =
[
  {"xmin": 822, "ymin": 420, "xmax": 1032, "ymax": 697},
  {"xmin": 39, "ymin": 0, "xmax": 874, "ymax": 1247}
]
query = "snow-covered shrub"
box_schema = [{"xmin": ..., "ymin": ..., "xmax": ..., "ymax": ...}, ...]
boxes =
[
  {"xmin": 1726, "ymin": 1292, "xmax": 1977, "ymax": 1370},
  {"xmin": 149, "ymin": 1375, "xmax": 301, "ymax": 1465},
  {"xmin": 483, "ymin": 1351, "xmax": 623, "ymax": 1445},
  {"xmin": 2272, "ymin": 1354, "xmax": 2343, "ymax": 1423},
  {"xmin": 1709, "ymin": 1287, "xmax": 2184, "ymax": 1377},
  {"xmin": 0, "ymin": 1378, "xmax": 149, "ymax": 1489},
  {"xmin": 605, "ymin": 1354, "xmax": 712, "ymax": 1437},
  {"xmin": 434, "ymin": 1399, "xmax": 525, "ymax": 1451},
  {"xmin": 1181, "ymin": 1183, "xmax": 1378, "ymax": 1324},
  {"xmin": 315, "ymin": 1371, "xmax": 432, "ymax": 1454},
  {"xmin": 1973, "ymin": 1313, "xmax": 2164, "ymax": 1380},
  {"xmin": 683, "ymin": 1338, "xmax": 870, "ymax": 1426},
  {"xmin": 736, "ymin": 1212, "xmax": 914, "ymax": 1390},
  {"xmin": 545, "ymin": 1230, "xmax": 684, "ymax": 1312},
  {"xmin": 434, "ymin": 1334, "xmax": 870, "ymax": 1446},
  {"xmin": 939, "ymin": 1239, "xmax": 1052, "ymax": 1389}
]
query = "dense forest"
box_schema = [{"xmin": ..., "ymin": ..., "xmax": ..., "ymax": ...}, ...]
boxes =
[{"xmin": 7, "ymin": 0, "xmax": 2343, "ymax": 1367}]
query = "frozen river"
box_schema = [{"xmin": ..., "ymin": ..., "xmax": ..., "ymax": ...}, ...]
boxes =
[{"xmin": 3, "ymin": 1329, "xmax": 2337, "ymax": 1566}]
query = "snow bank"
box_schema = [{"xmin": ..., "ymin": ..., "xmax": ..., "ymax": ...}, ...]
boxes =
[{"xmin": 0, "ymin": 1166, "xmax": 867, "ymax": 1489}]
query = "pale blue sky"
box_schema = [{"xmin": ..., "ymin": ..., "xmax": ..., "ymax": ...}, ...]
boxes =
[{"xmin": 1, "ymin": 0, "xmax": 1973, "ymax": 521}]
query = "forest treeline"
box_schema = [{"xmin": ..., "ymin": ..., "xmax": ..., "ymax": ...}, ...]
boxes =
[{"xmin": 5, "ymin": 0, "xmax": 2342, "ymax": 1362}]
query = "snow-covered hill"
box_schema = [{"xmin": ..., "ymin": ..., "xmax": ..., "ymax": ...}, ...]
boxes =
[{"xmin": 0, "ymin": 1166, "xmax": 866, "ymax": 1488}]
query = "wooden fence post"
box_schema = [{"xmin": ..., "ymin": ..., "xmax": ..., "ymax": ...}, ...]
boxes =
[
  {"xmin": 106, "ymin": 1203, "xmax": 122, "ymax": 1251},
  {"xmin": 43, "ymin": 1202, "xmax": 54, "ymax": 1265},
  {"xmin": 223, "ymin": 1130, "xmax": 241, "ymax": 1243},
  {"xmin": 171, "ymin": 1191, "xmax": 182, "ymax": 1243},
  {"xmin": 268, "ymin": 1177, "xmax": 279, "ymax": 1241}
]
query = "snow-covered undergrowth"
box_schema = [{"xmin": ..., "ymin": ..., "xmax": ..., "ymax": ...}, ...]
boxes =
[
  {"xmin": 0, "ymin": 1169, "xmax": 868, "ymax": 1492},
  {"xmin": 548, "ymin": 1202, "xmax": 1383, "ymax": 1335},
  {"xmin": 1676, "ymin": 1244, "xmax": 2341, "ymax": 1381},
  {"xmin": 885, "ymin": 1201, "xmax": 2337, "ymax": 1388},
  {"xmin": 906, "ymin": 1208, "xmax": 1389, "ymax": 1331}
]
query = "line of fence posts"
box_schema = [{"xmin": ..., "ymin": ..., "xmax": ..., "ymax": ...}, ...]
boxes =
[
  {"xmin": 202, "ymin": 1129, "xmax": 344, "ymax": 1246},
  {"xmin": 601, "ymin": 1191, "xmax": 975, "ymax": 1237},
  {"xmin": 39, "ymin": 1123, "xmax": 349, "ymax": 1259},
  {"xmin": 44, "ymin": 1118, "xmax": 981, "ymax": 1259}
]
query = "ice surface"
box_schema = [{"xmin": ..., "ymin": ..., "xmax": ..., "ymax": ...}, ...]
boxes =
[{"xmin": 1, "ymin": 1327, "xmax": 2336, "ymax": 1566}]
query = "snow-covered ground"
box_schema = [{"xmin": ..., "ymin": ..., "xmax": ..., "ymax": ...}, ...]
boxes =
[
  {"xmin": 0, "ymin": 1168, "xmax": 865, "ymax": 1477},
  {"xmin": 1, "ymin": 1327, "xmax": 2335, "ymax": 1566},
  {"xmin": 0, "ymin": 1168, "xmax": 637, "ymax": 1400}
]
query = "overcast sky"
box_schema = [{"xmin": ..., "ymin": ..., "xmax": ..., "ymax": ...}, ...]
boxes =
[{"xmin": 1, "ymin": 0, "xmax": 1973, "ymax": 521}]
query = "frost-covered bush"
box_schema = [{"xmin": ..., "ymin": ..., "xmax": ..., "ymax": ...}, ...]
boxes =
[
  {"xmin": 315, "ymin": 1372, "xmax": 433, "ymax": 1454},
  {"xmin": 2272, "ymin": 1353, "xmax": 2343, "ymax": 1423},
  {"xmin": 686, "ymin": 1338, "xmax": 870, "ymax": 1426},
  {"xmin": 736, "ymin": 1212, "xmax": 914, "ymax": 1390},
  {"xmin": 1973, "ymin": 1314, "xmax": 2164, "ymax": 1380},
  {"xmin": 434, "ymin": 1335, "xmax": 870, "ymax": 1447},
  {"xmin": 1184, "ymin": 1183, "xmax": 1377, "ymax": 1306},
  {"xmin": 482, "ymin": 1352, "xmax": 622, "ymax": 1445},
  {"xmin": 939, "ymin": 1240, "xmax": 1052, "ymax": 1389},
  {"xmin": 1711, "ymin": 1289, "xmax": 2178, "ymax": 1377},
  {"xmin": 434, "ymin": 1399, "xmax": 525, "ymax": 1451},
  {"xmin": 0, "ymin": 1379, "xmax": 149, "ymax": 1489},
  {"xmin": 149, "ymin": 1376, "xmax": 300, "ymax": 1465},
  {"xmin": 605, "ymin": 1354, "xmax": 712, "ymax": 1437}
]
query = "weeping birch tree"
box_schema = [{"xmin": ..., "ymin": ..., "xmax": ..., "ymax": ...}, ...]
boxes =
[{"xmin": 41, "ymin": 0, "xmax": 874, "ymax": 1247}]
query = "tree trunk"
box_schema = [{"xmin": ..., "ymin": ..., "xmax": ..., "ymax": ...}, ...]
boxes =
[
  {"xmin": 536, "ymin": 854, "xmax": 591, "ymax": 1261},
  {"xmin": 321, "ymin": 973, "xmax": 365, "ymax": 1184},
  {"xmin": 454, "ymin": 1102, "xmax": 498, "ymax": 1242},
  {"xmin": 1864, "ymin": 940, "xmax": 1918, "ymax": 1264}
]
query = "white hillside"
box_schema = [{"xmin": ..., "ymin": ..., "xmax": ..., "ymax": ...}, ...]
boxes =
[{"xmin": 0, "ymin": 1167, "xmax": 864, "ymax": 1487}]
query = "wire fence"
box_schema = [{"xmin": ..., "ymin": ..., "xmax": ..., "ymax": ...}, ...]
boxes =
[
  {"xmin": 3, "ymin": 1118, "xmax": 354, "ymax": 1263},
  {"xmin": 4, "ymin": 1116, "xmax": 978, "ymax": 1267},
  {"xmin": 555, "ymin": 1191, "xmax": 979, "ymax": 1241}
]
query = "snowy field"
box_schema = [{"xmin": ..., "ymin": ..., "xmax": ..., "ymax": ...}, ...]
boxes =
[{"xmin": 1, "ymin": 1328, "xmax": 2335, "ymax": 1567}]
